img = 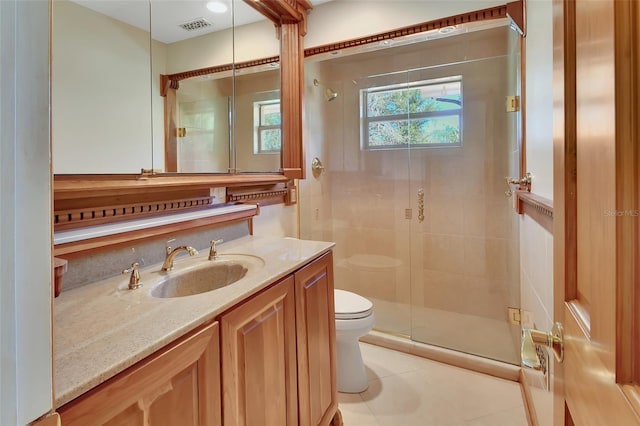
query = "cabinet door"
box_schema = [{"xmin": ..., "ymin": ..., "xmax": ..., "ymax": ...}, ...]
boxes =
[
  {"xmin": 59, "ymin": 321, "xmax": 221, "ymax": 426},
  {"xmin": 220, "ymin": 276, "xmax": 298, "ymax": 426},
  {"xmin": 294, "ymin": 252, "xmax": 338, "ymax": 426}
]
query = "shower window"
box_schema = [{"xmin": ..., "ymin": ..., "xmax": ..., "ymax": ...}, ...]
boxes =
[
  {"xmin": 360, "ymin": 75, "xmax": 462, "ymax": 149},
  {"xmin": 253, "ymin": 99, "xmax": 281, "ymax": 153}
]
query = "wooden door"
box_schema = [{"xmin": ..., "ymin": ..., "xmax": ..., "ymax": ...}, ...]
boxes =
[
  {"xmin": 294, "ymin": 252, "xmax": 338, "ymax": 426},
  {"xmin": 220, "ymin": 276, "xmax": 298, "ymax": 426},
  {"xmin": 58, "ymin": 321, "xmax": 221, "ymax": 426},
  {"xmin": 554, "ymin": 0, "xmax": 640, "ymax": 424}
]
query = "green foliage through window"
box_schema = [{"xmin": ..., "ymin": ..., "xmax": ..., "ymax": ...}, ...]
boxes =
[{"xmin": 362, "ymin": 77, "xmax": 462, "ymax": 149}]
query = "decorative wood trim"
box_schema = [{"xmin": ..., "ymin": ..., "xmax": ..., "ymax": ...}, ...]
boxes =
[
  {"xmin": 227, "ymin": 184, "xmax": 288, "ymax": 205},
  {"xmin": 54, "ymin": 196, "xmax": 214, "ymax": 231},
  {"xmin": 54, "ymin": 174, "xmax": 288, "ymax": 201},
  {"xmin": 280, "ymin": 21, "xmax": 306, "ymax": 179},
  {"xmin": 507, "ymin": 0, "xmax": 526, "ymax": 36},
  {"xmin": 516, "ymin": 191, "xmax": 553, "ymax": 234},
  {"xmin": 242, "ymin": 0, "xmax": 310, "ymax": 26},
  {"xmin": 303, "ymin": 4, "xmax": 509, "ymax": 58},
  {"xmin": 160, "ymin": 55, "xmax": 280, "ymax": 90},
  {"xmin": 566, "ymin": 299, "xmax": 591, "ymax": 339},
  {"xmin": 520, "ymin": 14, "xmax": 527, "ymax": 186},
  {"xmin": 622, "ymin": 386, "xmax": 640, "ymax": 420},
  {"xmin": 53, "ymin": 207, "xmax": 258, "ymax": 258},
  {"xmin": 614, "ymin": 0, "xmax": 640, "ymax": 386}
]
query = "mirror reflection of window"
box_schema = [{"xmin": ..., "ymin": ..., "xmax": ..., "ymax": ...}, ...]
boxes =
[
  {"xmin": 254, "ymin": 100, "xmax": 282, "ymax": 154},
  {"xmin": 235, "ymin": 81, "xmax": 281, "ymax": 173}
]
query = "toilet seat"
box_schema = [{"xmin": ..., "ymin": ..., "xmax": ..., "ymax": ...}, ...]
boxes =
[{"xmin": 334, "ymin": 289, "xmax": 373, "ymax": 320}]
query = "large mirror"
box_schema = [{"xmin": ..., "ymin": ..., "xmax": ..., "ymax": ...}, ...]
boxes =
[
  {"xmin": 52, "ymin": 0, "xmax": 154, "ymax": 174},
  {"xmin": 52, "ymin": 0, "xmax": 280, "ymax": 174}
]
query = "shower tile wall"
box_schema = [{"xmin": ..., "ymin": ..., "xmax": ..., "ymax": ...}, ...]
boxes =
[{"xmin": 301, "ymin": 26, "xmax": 520, "ymax": 362}]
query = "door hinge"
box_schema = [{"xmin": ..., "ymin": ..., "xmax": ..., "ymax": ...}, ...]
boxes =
[
  {"xmin": 508, "ymin": 307, "xmax": 521, "ymax": 325},
  {"xmin": 506, "ymin": 95, "xmax": 520, "ymax": 112}
]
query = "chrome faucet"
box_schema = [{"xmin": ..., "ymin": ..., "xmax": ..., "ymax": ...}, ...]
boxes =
[{"xmin": 161, "ymin": 245, "xmax": 198, "ymax": 271}]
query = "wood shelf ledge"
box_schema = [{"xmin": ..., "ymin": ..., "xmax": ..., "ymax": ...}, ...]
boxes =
[
  {"xmin": 516, "ymin": 191, "xmax": 553, "ymax": 234},
  {"xmin": 54, "ymin": 174, "xmax": 289, "ymax": 201},
  {"xmin": 53, "ymin": 205, "xmax": 259, "ymax": 258}
]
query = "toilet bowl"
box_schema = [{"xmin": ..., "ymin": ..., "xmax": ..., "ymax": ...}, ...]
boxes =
[{"xmin": 334, "ymin": 289, "xmax": 375, "ymax": 393}]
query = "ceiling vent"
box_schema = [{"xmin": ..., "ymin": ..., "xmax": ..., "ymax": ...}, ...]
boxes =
[{"xmin": 179, "ymin": 18, "xmax": 212, "ymax": 32}]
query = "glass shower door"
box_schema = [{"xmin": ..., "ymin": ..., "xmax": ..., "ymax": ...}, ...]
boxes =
[
  {"xmin": 299, "ymin": 70, "xmax": 414, "ymax": 336},
  {"xmin": 300, "ymin": 21, "xmax": 522, "ymax": 365},
  {"xmin": 407, "ymin": 27, "xmax": 521, "ymax": 364}
]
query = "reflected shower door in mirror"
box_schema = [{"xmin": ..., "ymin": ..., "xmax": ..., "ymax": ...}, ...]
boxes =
[
  {"xmin": 160, "ymin": 0, "xmax": 282, "ymax": 173},
  {"xmin": 52, "ymin": 0, "xmax": 153, "ymax": 174},
  {"xmin": 171, "ymin": 68, "xmax": 280, "ymax": 173}
]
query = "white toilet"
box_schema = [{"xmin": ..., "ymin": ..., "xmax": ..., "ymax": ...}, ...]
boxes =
[{"xmin": 334, "ymin": 289, "xmax": 375, "ymax": 393}]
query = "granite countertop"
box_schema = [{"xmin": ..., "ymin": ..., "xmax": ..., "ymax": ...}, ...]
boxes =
[{"xmin": 54, "ymin": 236, "xmax": 334, "ymax": 408}]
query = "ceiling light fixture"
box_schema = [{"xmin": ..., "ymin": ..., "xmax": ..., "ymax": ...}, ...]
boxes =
[{"xmin": 206, "ymin": 1, "xmax": 228, "ymax": 13}]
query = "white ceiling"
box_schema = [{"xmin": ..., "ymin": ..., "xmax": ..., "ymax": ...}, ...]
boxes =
[{"xmin": 71, "ymin": 0, "xmax": 332, "ymax": 44}]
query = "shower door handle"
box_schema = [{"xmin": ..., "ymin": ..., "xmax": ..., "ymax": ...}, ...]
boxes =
[{"xmin": 417, "ymin": 189, "xmax": 425, "ymax": 223}]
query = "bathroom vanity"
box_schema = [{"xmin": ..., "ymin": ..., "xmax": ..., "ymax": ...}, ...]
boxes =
[{"xmin": 55, "ymin": 237, "xmax": 337, "ymax": 425}]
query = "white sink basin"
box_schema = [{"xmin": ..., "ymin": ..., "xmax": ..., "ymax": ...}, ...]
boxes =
[{"xmin": 150, "ymin": 255, "xmax": 264, "ymax": 298}]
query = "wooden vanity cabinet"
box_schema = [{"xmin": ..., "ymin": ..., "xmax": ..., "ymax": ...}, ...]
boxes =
[
  {"xmin": 220, "ymin": 251, "xmax": 337, "ymax": 426},
  {"xmin": 220, "ymin": 276, "xmax": 299, "ymax": 425},
  {"xmin": 294, "ymin": 252, "xmax": 338, "ymax": 426},
  {"xmin": 58, "ymin": 321, "xmax": 221, "ymax": 426},
  {"xmin": 58, "ymin": 251, "xmax": 336, "ymax": 426}
]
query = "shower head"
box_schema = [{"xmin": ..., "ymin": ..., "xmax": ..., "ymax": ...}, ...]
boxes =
[{"xmin": 313, "ymin": 79, "xmax": 338, "ymax": 102}]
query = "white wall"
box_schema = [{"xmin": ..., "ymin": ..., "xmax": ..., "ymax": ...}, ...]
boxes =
[
  {"xmin": 520, "ymin": 0, "xmax": 555, "ymax": 424},
  {"xmin": 0, "ymin": 0, "xmax": 53, "ymax": 424},
  {"xmin": 165, "ymin": 19, "xmax": 279, "ymax": 74},
  {"xmin": 305, "ymin": 0, "xmax": 505, "ymax": 48},
  {"xmin": 252, "ymin": 204, "xmax": 298, "ymax": 238},
  {"xmin": 525, "ymin": 0, "xmax": 554, "ymax": 199}
]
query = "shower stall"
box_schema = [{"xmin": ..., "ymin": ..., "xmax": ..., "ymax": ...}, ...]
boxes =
[{"xmin": 299, "ymin": 20, "xmax": 522, "ymax": 364}]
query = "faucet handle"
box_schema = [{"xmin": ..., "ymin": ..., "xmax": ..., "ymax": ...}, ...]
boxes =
[
  {"xmin": 122, "ymin": 262, "xmax": 142, "ymax": 290},
  {"xmin": 208, "ymin": 239, "xmax": 224, "ymax": 260}
]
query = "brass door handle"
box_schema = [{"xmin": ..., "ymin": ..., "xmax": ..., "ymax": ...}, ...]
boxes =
[
  {"xmin": 521, "ymin": 322, "xmax": 564, "ymax": 369},
  {"xmin": 417, "ymin": 188, "xmax": 425, "ymax": 223}
]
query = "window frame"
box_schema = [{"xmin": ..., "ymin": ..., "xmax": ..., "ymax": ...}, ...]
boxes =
[
  {"xmin": 360, "ymin": 75, "xmax": 463, "ymax": 150},
  {"xmin": 253, "ymin": 99, "xmax": 282, "ymax": 154}
]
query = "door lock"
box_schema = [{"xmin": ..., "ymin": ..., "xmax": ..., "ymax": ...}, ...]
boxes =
[{"xmin": 521, "ymin": 322, "xmax": 564, "ymax": 369}]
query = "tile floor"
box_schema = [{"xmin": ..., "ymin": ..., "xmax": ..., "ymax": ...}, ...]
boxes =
[{"xmin": 338, "ymin": 342, "xmax": 528, "ymax": 426}]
